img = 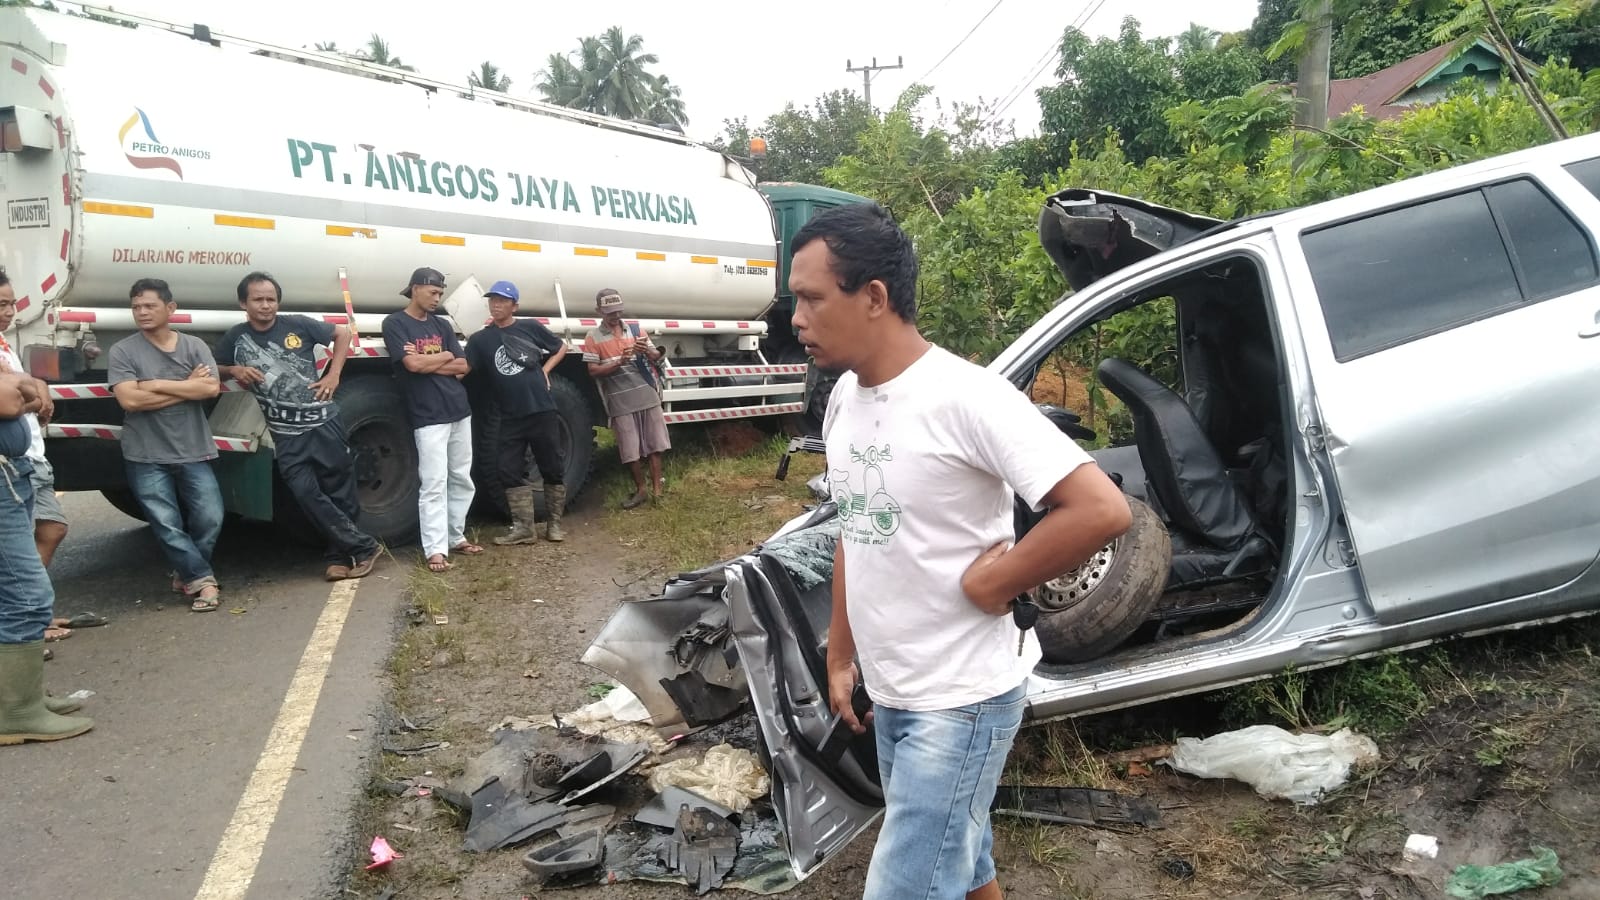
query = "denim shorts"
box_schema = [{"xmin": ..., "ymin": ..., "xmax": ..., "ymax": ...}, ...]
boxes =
[{"xmin": 863, "ymin": 682, "xmax": 1026, "ymax": 900}]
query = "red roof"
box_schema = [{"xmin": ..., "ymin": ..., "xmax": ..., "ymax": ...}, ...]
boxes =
[{"xmin": 1324, "ymin": 41, "xmax": 1505, "ymax": 120}]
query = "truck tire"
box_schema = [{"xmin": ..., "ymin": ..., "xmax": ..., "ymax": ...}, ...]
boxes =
[
  {"xmin": 470, "ymin": 373, "xmax": 597, "ymax": 519},
  {"xmin": 1032, "ymin": 496, "xmax": 1172, "ymax": 664},
  {"xmin": 336, "ymin": 376, "xmax": 420, "ymax": 544},
  {"xmin": 101, "ymin": 488, "xmax": 146, "ymax": 522}
]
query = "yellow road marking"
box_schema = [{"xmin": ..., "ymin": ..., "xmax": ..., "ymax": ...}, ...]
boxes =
[
  {"xmin": 192, "ymin": 578, "xmax": 360, "ymax": 900},
  {"xmin": 214, "ymin": 214, "xmax": 274, "ymax": 230},
  {"xmin": 83, "ymin": 201, "xmax": 153, "ymax": 218}
]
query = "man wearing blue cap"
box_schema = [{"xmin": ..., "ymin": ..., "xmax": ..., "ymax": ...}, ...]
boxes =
[{"xmin": 465, "ymin": 280, "xmax": 570, "ymax": 544}]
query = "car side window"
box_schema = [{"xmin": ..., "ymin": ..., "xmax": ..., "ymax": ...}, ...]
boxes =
[
  {"xmin": 1303, "ymin": 179, "xmax": 1598, "ymax": 362},
  {"xmin": 1563, "ymin": 156, "xmax": 1600, "ymax": 198}
]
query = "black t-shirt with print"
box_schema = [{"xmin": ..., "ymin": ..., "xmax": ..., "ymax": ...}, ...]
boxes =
[
  {"xmin": 465, "ymin": 319, "xmax": 563, "ymax": 418},
  {"xmin": 216, "ymin": 314, "xmax": 338, "ymax": 436},
  {"xmin": 381, "ymin": 311, "xmax": 470, "ymax": 428}
]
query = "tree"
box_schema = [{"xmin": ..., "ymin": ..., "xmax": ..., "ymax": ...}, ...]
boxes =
[
  {"xmin": 712, "ymin": 90, "xmax": 875, "ymax": 184},
  {"xmin": 1178, "ymin": 23, "xmax": 1221, "ymax": 55},
  {"xmin": 313, "ymin": 40, "xmax": 339, "ymax": 52},
  {"xmin": 535, "ymin": 27, "xmax": 688, "ymax": 127},
  {"xmin": 1036, "ymin": 17, "xmax": 1266, "ymax": 167},
  {"xmin": 359, "ymin": 33, "xmax": 414, "ymax": 71},
  {"xmin": 469, "ymin": 61, "xmax": 510, "ymax": 93},
  {"xmin": 823, "ymin": 86, "xmax": 993, "ymax": 222}
]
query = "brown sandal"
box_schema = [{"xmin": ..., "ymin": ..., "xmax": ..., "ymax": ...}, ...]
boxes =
[
  {"xmin": 427, "ymin": 554, "xmax": 452, "ymax": 572},
  {"xmin": 348, "ymin": 553, "xmax": 379, "ymax": 578},
  {"xmin": 451, "ymin": 542, "xmax": 484, "ymax": 556},
  {"xmin": 324, "ymin": 564, "xmax": 351, "ymax": 582}
]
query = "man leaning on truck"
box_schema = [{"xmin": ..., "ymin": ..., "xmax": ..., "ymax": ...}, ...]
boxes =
[
  {"xmin": 216, "ymin": 272, "xmax": 381, "ymax": 582},
  {"xmin": 108, "ymin": 278, "xmax": 226, "ymax": 612},
  {"xmin": 382, "ymin": 267, "xmax": 478, "ymax": 573}
]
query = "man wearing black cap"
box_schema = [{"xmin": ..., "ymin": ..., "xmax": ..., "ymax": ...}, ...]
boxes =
[
  {"xmin": 382, "ymin": 267, "xmax": 478, "ymax": 572},
  {"xmin": 465, "ymin": 280, "xmax": 570, "ymax": 544}
]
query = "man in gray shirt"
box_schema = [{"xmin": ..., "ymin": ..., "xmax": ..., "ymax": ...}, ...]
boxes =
[{"xmin": 109, "ymin": 278, "xmax": 225, "ymax": 612}]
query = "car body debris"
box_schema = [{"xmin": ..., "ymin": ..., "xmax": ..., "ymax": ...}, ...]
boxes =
[{"xmin": 991, "ymin": 786, "xmax": 1161, "ymax": 829}]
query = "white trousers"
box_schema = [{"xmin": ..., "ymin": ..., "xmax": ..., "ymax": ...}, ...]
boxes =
[{"xmin": 414, "ymin": 418, "xmax": 475, "ymax": 558}]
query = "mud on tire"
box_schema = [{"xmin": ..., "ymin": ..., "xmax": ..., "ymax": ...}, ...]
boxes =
[{"xmin": 1030, "ymin": 495, "xmax": 1171, "ymax": 664}]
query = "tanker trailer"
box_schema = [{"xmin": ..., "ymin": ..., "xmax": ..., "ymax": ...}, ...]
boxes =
[{"xmin": 0, "ymin": 6, "xmax": 815, "ymax": 542}]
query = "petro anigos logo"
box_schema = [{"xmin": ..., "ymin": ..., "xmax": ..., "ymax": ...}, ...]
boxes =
[{"xmin": 118, "ymin": 107, "xmax": 212, "ymax": 179}]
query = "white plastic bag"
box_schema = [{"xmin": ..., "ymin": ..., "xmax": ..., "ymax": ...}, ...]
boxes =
[
  {"xmin": 1165, "ymin": 724, "xmax": 1379, "ymax": 805},
  {"xmin": 647, "ymin": 743, "xmax": 772, "ymax": 813}
]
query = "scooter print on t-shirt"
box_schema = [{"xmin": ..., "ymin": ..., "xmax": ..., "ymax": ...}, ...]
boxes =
[{"xmin": 831, "ymin": 443, "xmax": 902, "ymax": 546}]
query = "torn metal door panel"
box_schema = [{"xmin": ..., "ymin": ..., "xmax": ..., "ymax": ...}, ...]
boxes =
[
  {"xmin": 582, "ymin": 582, "xmax": 748, "ymax": 736},
  {"xmin": 724, "ymin": 559, "xmax": 882, "ymax": 881}
]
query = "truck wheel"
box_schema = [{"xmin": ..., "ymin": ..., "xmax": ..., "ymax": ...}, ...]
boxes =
[
  {"xmin": 101, "ymin": 488, "xmax": 146, "ymax": 522},
  {"xmin": 337, "ymin": 376, "xmax": 420, "ymax": 544},
  {"xmin": 1032, "ymin": 496, "xmax": 1171, "ymax": 664},
  {"xmin": 469, "ymin": 374, "xmax": 597, "ymax": 519},
  {"xmin": 801, "ymin": 364, "xmax": 839, "ymax": 435}
]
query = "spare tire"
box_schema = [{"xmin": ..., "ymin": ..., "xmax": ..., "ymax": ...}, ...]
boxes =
[{"xmin": 1031, "ymin": 495, "xmax": 1171, "ymax": 664}]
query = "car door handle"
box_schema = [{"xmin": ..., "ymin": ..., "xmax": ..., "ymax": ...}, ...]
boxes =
[{"xmin": 1582, "ymin": 314, "xmax": 1600, "ymax": 339}]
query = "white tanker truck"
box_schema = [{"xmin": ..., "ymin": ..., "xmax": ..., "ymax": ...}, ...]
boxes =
[{"xmin": 0, "ymin": 6, "xmax": 864, "ymax": 540}]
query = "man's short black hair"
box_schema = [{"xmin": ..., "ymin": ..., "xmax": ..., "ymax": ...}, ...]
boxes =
[
  {"xmin": 790, "ymin": 201, "xmax": 919, "ymax": 323},
  {"xmin": 237, "ymin": 271, "xmax": 283, "ymax": 303},
  {"xmin": 0, "ymin": 266, "xmax": 9, "ymax": 289},
  {"xmin": 130, "ymin": 278, "xmax": 173, "ymax": 303}
]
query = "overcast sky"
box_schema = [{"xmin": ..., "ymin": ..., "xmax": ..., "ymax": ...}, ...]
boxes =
[{"xmin": 71, "ymin": 0, "xmax": 1261, "ymax": 142}]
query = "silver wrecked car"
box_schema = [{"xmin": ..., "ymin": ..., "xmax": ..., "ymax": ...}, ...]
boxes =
[{"xmin": 585, "ymin": 132, "xmax": 1600, "ymax": 878}]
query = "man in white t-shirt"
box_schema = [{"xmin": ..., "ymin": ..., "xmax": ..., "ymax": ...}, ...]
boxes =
[{"xmin": 790, "ymin": 203, "xmax": 1131, "ymax": 900}]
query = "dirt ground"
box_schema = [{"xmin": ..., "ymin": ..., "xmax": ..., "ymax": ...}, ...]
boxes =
[{"xmin": 347, "ymin": 447, "xmax": 1600, "ymax": 900}]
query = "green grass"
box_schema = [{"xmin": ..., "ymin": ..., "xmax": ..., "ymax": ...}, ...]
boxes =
[{"xmin": 595, "ymin": 428, "xmax": 826, "ymax": 571}]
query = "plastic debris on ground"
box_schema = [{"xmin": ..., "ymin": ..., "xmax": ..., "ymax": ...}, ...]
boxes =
[
  {"xmin": 365, "ymin": 835, "xmax": 402, "ymax": 870},
  {"xmin": 1164, "ymin": 724, "xmax": 1380, "ymax": 805},
  {"xmin": 1403, "ymin": 833, "xmax": 1439, "ymax": 861},
  {"xmin": 991, "ymin": 785, "xmax": 1161, "ymax": 828},
  {"xmin": 497, "ymin": 684, "xmax": 674, "ymax": 755},
  {"xmin": 647, "ymin": 743, "xmax": 771, "ymax": 814},
  {"xmin": 1445, "ymin": 847, "xmax": 1563, "ymax": 899}
]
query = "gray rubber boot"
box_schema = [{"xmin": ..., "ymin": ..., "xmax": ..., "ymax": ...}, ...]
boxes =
[
  {"xmin": 545, "ymin": 485, "xmax": 567, "ymax": 542},
  {"xmin": 0, "ymin": 642, "xmax": 94, "ymax": 746},
  {"xmin": 493, "ymin": 486, "xmax": 540, "ymax": 546},
  {"xmin": 45, "ymin": 696, "xmax": 81, "ymax": 715}
]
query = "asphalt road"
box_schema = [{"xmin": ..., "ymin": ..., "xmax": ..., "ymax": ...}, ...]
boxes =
[{"xmin": 1, "ymin": 491, "xmax": 406, "ymax": 900}]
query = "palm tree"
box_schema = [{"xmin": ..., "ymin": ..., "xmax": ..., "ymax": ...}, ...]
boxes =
[
  {"xmin": 469, "ymin": 61, "xmax": 511, "ymax": 93},
  {"xmin": 535, "ymin": 27, "xmax": 688, "ymax": 127},
  {"xmin": 313, "ymin": 40, "xmax": 339, "ymax": 53},
  {"xmin": 645, "ymin": 74, "xmax": 689, "ymax": 127},
  {"xmin": 1177, "ymin": 23, "xmax": 1220, "ymax": 55},
  {"xmin": 360, "ymin": 33, "xmax": 414, "ymax": 72}
]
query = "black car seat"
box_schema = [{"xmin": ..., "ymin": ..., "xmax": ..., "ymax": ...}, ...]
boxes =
[{"xmin": 1096, "ymin": 358, "xmax": 1272, "ymax": 588}]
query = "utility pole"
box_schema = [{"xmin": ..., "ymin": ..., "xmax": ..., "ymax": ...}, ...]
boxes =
[
  {"xmin": 1295, "ymin": 0, "xmax": 1332, "ymax": 131},
  {"xmin": 846, "ymin": 56, "xmax": 903, "ymax": 112}
]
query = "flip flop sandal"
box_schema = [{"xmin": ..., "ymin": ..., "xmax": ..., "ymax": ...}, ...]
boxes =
[
  {"xmin": 44, "ymin": 626, "xmax": 72, "ymax": 642},
  {"xmin": 348, "ymin": 554, "xmax": 378, "ymax": 578},
  {"xmin": 452, "ymin": 542, "xmax": 485, "ymax": 555},
  {"xmin": 325, "ymin": 564, "xmax": 351, "ymax": 582},
  {"xmin": 191, "ymin": 591, "xmax": 221, "ymax": 613},
  {"xmin": 63, "ymin": 613, "xmax": 108, "ymax": 629},
  {"xmin": 427, "ymin": 555, "xmax": 452, "ymax": 572},
  {"xmin": 621, "ymin": 492, "xmax": 648, "ymax": 510}
]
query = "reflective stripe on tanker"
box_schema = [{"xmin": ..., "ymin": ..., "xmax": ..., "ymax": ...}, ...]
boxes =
[{"xmin": 82, "ymin": 173, "xmax": 776, "ymax": 262}]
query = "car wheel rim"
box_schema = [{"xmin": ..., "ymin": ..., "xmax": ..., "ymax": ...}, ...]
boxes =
[{"xmin": 1036, "ymin": 538, "xmax": 1118, "ymax": 612}]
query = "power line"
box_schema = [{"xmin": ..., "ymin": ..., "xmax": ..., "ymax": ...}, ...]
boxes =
[
  {"xmin": 914, "ymin": 0, "xmax": 1005, "ymax": 84},
  {"xmin": 989, "ymin": 0, "xmax": 1107, "ymax": 124}
]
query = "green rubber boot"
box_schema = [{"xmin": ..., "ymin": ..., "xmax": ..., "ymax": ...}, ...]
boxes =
[
  {"xmin": 493, "ymin": 486, "xmax": 540, "ymax": 546},
  {"xmin": 0, "ymin": 642, "xmax": 94, "ymax": 746},
  {"xmin": 545, "ymin": 484, "xmax": 567, "ymax": 542}
]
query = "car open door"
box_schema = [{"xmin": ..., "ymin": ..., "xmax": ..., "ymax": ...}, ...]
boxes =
[
  {"xmin": 721, "ymin": 511, "xmax": 884, "ymax": 879},
  {"xmin": 1038, "ymin": 188, "xmax": 1225, "ymax": 291},
  {"xmin": 1287, "ymin": 174, "xmax": 1600, "ymax": 622}
]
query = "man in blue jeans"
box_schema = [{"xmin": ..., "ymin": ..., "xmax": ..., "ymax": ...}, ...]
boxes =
[
  {"xmin": 0, "ymin": 370, "xmax": 94, "ymax": 744},
  {"xmin": 109, "ymin": 278, "xmax": 225, "ymax": 612},
  {"xmin": 791, "ymin": 203, "xmax": 1131, "ymax": 900}
]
